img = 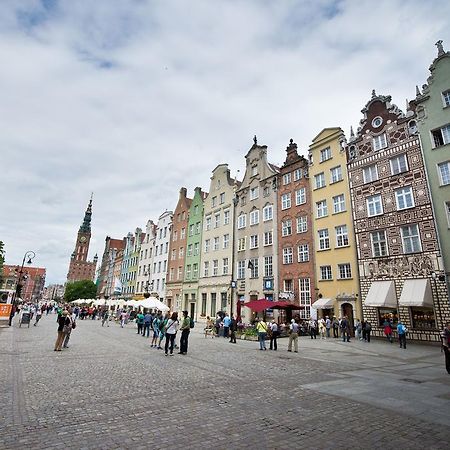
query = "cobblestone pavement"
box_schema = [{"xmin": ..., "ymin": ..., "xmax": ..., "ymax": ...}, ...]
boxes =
[{"xmin": 1, "ymin": 315, "xmax": 449, "ymax": 449}]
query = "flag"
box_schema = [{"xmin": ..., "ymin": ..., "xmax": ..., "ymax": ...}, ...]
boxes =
[{"xmin": 113, "ymin": 278, "xmax": 122, "ymax": 294}]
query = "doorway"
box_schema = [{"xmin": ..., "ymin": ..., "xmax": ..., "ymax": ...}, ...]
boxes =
[
  {"xmin": 341, "ymin": 303, "xmax": 354, "ymax": 335},
  {"xmin": 190, "ymin": 302, "xmax": 195, "ymax": 321}
]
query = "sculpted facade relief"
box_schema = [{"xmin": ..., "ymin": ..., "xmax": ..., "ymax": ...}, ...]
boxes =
[{"xmin": 364, "ymin": 254, "xmax": 435, "ymax": 279}]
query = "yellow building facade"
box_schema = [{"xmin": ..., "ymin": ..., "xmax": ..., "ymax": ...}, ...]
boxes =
[{"xmin": 309, "ymin": 128, "xmax": 361, "ymax": 324}]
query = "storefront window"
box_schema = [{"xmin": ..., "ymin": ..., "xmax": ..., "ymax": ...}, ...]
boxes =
[
  {"xmin": 378, "ymin": 308, "xmax": 398, "ymax": 326},
  {"xmin": 411, "ymin": 308, "xmax": 436, "ymax": 329}
]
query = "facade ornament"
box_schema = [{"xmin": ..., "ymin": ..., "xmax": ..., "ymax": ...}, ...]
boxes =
[
  {"xmin": 371, "ymin": 89, "xmax": 376, "ymax": 98},
  {"xmin": 415, "ymin": 85, "xmax": 421, "ymax": 96},
  {"xmin": 253, "ymin": 135, "xmax": 257, "ymax": 145},
  {"xmin": 436, "ymin": 39, "xmax": 445, "ymax": 57},
  {"xmin": 350, "ymin": 126, "xmax": 355, "ymax": 139}
]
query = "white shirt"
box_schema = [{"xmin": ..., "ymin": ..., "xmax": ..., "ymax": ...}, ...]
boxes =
[{"xmin": 165, "ymin": 319, "xmax": 179, "ymax": 335}]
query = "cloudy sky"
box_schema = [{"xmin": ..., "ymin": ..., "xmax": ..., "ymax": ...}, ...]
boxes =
[{"xmin": 1, "ymin": 0, "xmax": 449, "ymax": 284}]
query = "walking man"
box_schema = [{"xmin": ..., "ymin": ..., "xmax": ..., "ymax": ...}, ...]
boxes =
[
  {"xmin": 397, "ymin": 320, "xmax": 407, "ymax": 349},
  {"xmin": 229, "ymin": 315, "xmax": 237, "ymax": 344},
  {"xmin": 143, "ymin": 311, "xmax": 152, "ymax": 337},
  {"xmin": 223, "ymin": 313, "xmax": 231, "ymax": 338},
  {"xmin": 179, "ymin": 310, "xmax": 191, "ymax": 355},
  {"xmin": 287, "ymin": 319, "xmax": 299, "ymax": 353},
  {"xmin": 256, "ymin": 318, "xmax": 268, "ymax": 351},
  {"xmin": 341, "ymin": 316, "xmax": 351, "ymax": 342},
  {"xmin": 269, "ymin": 320, "xmax": 278, "ymax": 350}
]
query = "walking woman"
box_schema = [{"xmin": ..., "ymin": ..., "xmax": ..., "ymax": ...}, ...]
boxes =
[
  {"xmin": 164, "ymin": 312, "xmax": 179, "ymax": 356},
  {"xmin": 54, "ymin": 310, "xmax": 70, "ymax": 351}
]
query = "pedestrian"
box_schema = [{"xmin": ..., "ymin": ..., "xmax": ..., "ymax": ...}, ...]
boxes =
[
  {"xmin": 164, "ymin": 312, "xmax": 179, "ymax": 356},
  {"xmin": 383, "ymin": 320, "xmax": 393, "ymax": 343},
  {"xmin": 223, "ymin": 313, "xmax": 231, "ymax": 338},
  {"xmin": 269, "ymin": 320, "xmax": 278, "ymax": 350},
  {"xmin": 355, "ymin": 319, "xmax": 363, "ymax": 340},
  {"xmin": 102, "ymin": 309, "xmax": 110, "ymax": 327},
  {"xmin": 364, "ymin": 321, "xmax": 372, "ymax": 343},
  {"xmin": 340, "ymin": 316, "xmax": 351, "ymax": 342},
  {"xmin": 205, "ymin": 316, "xmax": 214, "ymax": 338},
  {"xmin": 120, "ymin": 310, "xmax": 127, "ymax": 328},
  {"xmin": 441, "ymin": 321, "xmax": 450, "ymax": 375},
  {"xmin": 151, "ymin": 312, "xmax": 162, "ymax": 347},
  {"xmin": 215, "ymin": 315, "xmax": 221, "ymax": 337},
  {"xmin": 63, "ymin": 308, "xmax": 76, "ymax": 349},
  {"xmin": 157, "ymin": 313, "xmax": 169, "ymax": 349},
  {"xmin": 361, "ymin": 320, "xmax": 367, "ymax": 341},
  {"xmin": 332, "ymin": 317, "xmax": 339, "ymax": 338},
  {"xmin": 54, "ymin": 310, "xmax": 70, "ymax": 351},
  {"xmin": 143, "ymin": 311, "xmax": 152, "ymax": 337},
  {"xmin": 397, "ymin": 320, "xmax": 407, "ymax": 349},
  {"xmin": 136, "ymin": 311, "xmax": 144, "ymax": 335},
  {"xmin": 308, "ymin": 318, "xmax": 317, "ymax": 339},
  {"xmin": 318, "ymin": 318, "xmax": 326, "ymax": 339},
  {"xmin": 256, "ymin": 318, "xmax": 268, "ymax": 350},
  {"xmin": 325, "ymin": 316, "xmax": 331, "ymax": 338},
  {"xmin": 287, "ymin": 319, "xmax": 299, "ymax": 353},
  {"xmin": 34, "ymin": 307, "xmax": 42, "ymax": 326},
  {"xmin": 178, "ymin": 310, "xmax": 191, "ymax": 354},
  {"xmin": 229, "ymin": 315, "xmax": 237, "ymax": 343}
]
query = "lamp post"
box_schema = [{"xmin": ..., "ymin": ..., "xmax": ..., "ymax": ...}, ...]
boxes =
[{"xmin": 9, "ymin": 251, "xmax": 36, "ymax": 326}]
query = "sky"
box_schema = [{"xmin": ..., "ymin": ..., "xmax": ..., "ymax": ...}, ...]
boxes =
[{"xmin": 1, "ymin": 0, "xmax": 449, "ymax": 284}]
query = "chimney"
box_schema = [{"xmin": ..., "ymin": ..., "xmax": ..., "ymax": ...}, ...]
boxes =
[{"xmin": 179, "ymin": 187, "xmax": 187, "ymax": 198}]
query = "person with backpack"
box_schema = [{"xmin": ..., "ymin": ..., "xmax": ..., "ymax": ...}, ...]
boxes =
[
  {"xmin": 365, "ymin": 321, "xmax": 372, "ymax": 343},
  {"xmin": 151, "ymin": 312, "xmax": 163, "ymax": 348},
  {"xmin": 143, "ymin": 311, "xmax": 153, "ymax": 338},
  {"xmin": 164, "ymin": 312, "xmax": 179, "ymax": 356},
  {"xmin": 229, "ymin": 315, "xmax": 237, "ymax": 344},
  {"xmin": 179, "ymin": 310, "xmax": 192, "ymax": 355},
  {"xmin": 136, "ymin": 311, "xmax": 145, "ymax": 335},
  {"xmin": 157, "ymin": 313, "xmax": 169, "ymax": 349},
  {"xmin": 340, "ymin": 316, "xmax": 351, "ymax": 342},
  {"xmin": 441, "ymin": 321, "xmax": 450, "ymax": 375},
  {"xmin": 397, "ymin": 320, "xmax": 407, "ymax": 349}
]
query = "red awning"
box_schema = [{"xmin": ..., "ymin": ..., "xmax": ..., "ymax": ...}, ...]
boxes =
[
  {"xmin": 242, "ymin": 299, "xmax": 274, "ymax": 312},
  {"xmin": 271, "ymin": 301, "xmax": 304, "ymax": 309}
]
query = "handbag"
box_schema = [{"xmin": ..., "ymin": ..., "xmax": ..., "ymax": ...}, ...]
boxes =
[{"xmin": 63, "ymin": 325, "xmax": 71, "ymax": 334}]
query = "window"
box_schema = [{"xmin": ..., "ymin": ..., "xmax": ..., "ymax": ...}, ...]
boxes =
[
  {"xmin": 293, "ymin": 168, "xmax": 302, "ymax": 181},
  {"xmin": 186, "ymin": 265, "xmax": 191, "ymax": 279},
  {"xmin": 316, "ymin": 200, "xmax": 328, "ymax": 218},
  {"xmin": 194, "ymin": 205, "xmax": 199, "ymax": 215},
  {"xmin": 296, "ymin": 216, "xmax": 307, "ymax": 233},
  {"xmin": 333, "ymin": 194, "xmax": 346, "ymax": 213},
  {"xmin": 213, "ymin": 237, "xmax": 219, "ymax": 251},
  {"xmin": 249, "ymin": 258, "xmax": 259, "ymax": 278},
  {"xmin": 264, "ymin": 256, "xmax": 273, "ymax": 277},
  {"xmin": 367, "ymin": 194, "xmax": 383, "ymax": 216},
  {"xmin": 171, "ymin": 249, "xmax": 176, "ymax": 260},
  {"xmin": 193, "ymin": 263, "xmax": 199, "ymax": 279},
  {"xmin": 212, "ymin": 196, "xmax": 217, "ymax": 207},
  {"xmin": 320, "ymin": 147, "xmax": 331, "ymax": 162},
  {"xmin": 373, "ymin": 133, "xmax": 387, "ymax": 151},
  {"xmin": 204, "ymin": 239, "xmax": 210, "ymax": 252},
  {"xmin": 282, "ymin": 173, "xmax": 292, "ymax": 185},
  {"xmin": 223, "ymin": 234, "xmax": 229, "ymax": 249},
  {"xmin": 189, "ymin": 224, "xmax": 194, "ymax": 236},
  {"xmin": 320, "ymin": 266, "xmax": 332, "ymax": 280},
  {"xmin": 263, "ymin": 205, "xmax": 273, "ymax": 221},
  {"xmin": 223, "ymin": 210, "xmax": 230, "ymax": 225},
  {"xmin": 194, "ymin": 242, "xmax": 199, "ymax": 256},
  {"xmin": 338, "ymin": 263, "xmax": 352, "ymax": 279},
  {"xmin": 299, "ymin": 278, "xmax": 311, "ymax": 319},
  {"xmin": 169, "ymin": 268, "xmax": 174, "ymax": 281},
  {"xmin": 284, "ymin": 279, "xmax": 293, "ymax": 292},
  {"xmin": 214, "ymin": 213, "xmax": 220, "ymax": 228},
  {"xmin": 223, "ymin": 258, "xmax": 229, "ymax": 275},
  {"xmin": 263, "ymin": 186, "xmax": 270, "ymax": 197},
  {"xmin": 237, "ymin": 237, "xmax": 246, "ymax": 252},
  {"xmin": 314, "ymin": 172, "xmax": 325, "ymax": 189},
  {"xmin": 432, "ymin": 124, "xmax": 450, "ymax": 148},
  {"xmin": 395, "ymin": 187, "xmax": 415, "ymax": 210},
  {"xmin": 201, "ymin": 293, "xmax": 207, "ymax": 316},
  {"xmin": 250, "ymin": 187, "xmax": 259, "ymax": 200},
  {"xmin": 181, "ymin": 228, "xmax": 185, "ymax": 239},
  {"xmin": 335, "ymin": 225, "xmax": 349, "ymax": 247},
  {"xmin": 438, "ymin": 161, "xmax": 450, "ymax": 185},
  {"xmin": 203, "ymin": 261, "xmax": 209, "ymax": 277},
  {"xmin": 237, "ymin": 214, "xmax": 246, "ymax": 229},
  {"xmin": 330, "ymin": 166, "xmax": 342, "ymax": 183},
  {"xmin": 210, "ymin": 293, "xmax": 217, "ymax": 317},
  {"xmin": 196, "ymin": 222, "xmax": 200, "ymax": 234},
  {"xmin": 250, "ymin": 234, "xmax": 259, "ymax": 249},
  {"xmin": 371, "ymin": 230, "xmax": 388, "ymax": 257},
  {"xmin": 390, "ymin": 154, "xmax": 408, "ymax": 175},
  {"xmin": 249, "ymin": 209, "xmax": 260, "ymax": 225},
  {"xmin": 363, "ymin": 164, "xmax": 378, "ymax": 183},
  {"xmin": 297, "ymin": 244, "xmax": 309, "ymax": 262},
  {"xmin": 158, "ymin": 262, "xmax": 161, "ymax": 273},
  {"xmin": 212, "ymin": 260, "xmax": 218, "ymax": 276},
  {"xmin": 177, "ymin": 267, "xmax": 182, "ymax": 280},
  {"xmin": 220, "ymin": 192, "xmax": 225, "ymax": 204},
  {"xmin": 240, "ymin": 196, "xmax": 246, "ymax": 206},
  {"xmin": 283, "ymin": 247, "xmax": 293, "ymax": 264},
  {"xmin": 411, "ymin": 307, "xmax": 436, "ymax": 329},
  {"xmin": 237, "ymin": 261, "xmax": 246, "ymax": 279},
  {"xmin": 318, "ymin": 229, "xmax": 330, "ymax": 250},
  {"xmin": 282, "ymin": 219, "xmax": 292, "ymax": 236},
  {"xmin": 401, "ymin": 224, "xmax": 421, "ymax": 253},
  {"xmin": 172, "ymin": 231, "xmax": 177, "ymax": 242},
  {"xmin": 251, "ymin": 165, "xmax": 258, "ymax": 176},
  {"xmin": 187, "ymin": 244, "xmax": 193, "ymax": 257},
  {"xmin": 446, "ymin": 202, "xmax": 450, "ymax": 227},
  {"xmin": 281, "ymin": 193, "xmax": 291, "ymax": 210},
  {"xmin": 295, "ymin": 188, "xmax": 306, "ymax": 205},
  {"xmin": 264, "ymin": 231, "xmax": 273, "ymax": 246},
  {"xmin": 443, "ymin": 90, "xmax": 450, "ymax": 107}
]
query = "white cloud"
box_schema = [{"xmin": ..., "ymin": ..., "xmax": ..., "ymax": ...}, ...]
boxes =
[{"xmin": 1, "ymin": 0, "xmax": 449, "ymax": 283}]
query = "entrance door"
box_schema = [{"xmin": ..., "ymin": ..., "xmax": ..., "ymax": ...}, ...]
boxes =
[
  {"xmin": 341, "ymin": 303, "xmax": 354, "ymax": 336},
  {"xmin": 190, "ymin": 302, "xmax": 195, "ymax": 321}
]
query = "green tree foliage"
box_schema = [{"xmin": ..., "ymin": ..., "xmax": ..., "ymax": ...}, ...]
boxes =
[{"xmin": 64, "ymin": 280, "xmax": 97, "ymax": 302}]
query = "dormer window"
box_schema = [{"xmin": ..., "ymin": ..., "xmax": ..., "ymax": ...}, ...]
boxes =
[
  {"xmin": 442, "ymin": 90, "xmax": 450, "ymax": 108},
  {"xmin": 251, "ymin": 165, "xmax": 258, "ymax": 176},
  {"xmin": 408, "ymin": 120, "xmax": 418, "ymax": 135}
]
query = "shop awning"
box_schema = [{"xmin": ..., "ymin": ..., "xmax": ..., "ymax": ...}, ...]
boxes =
[
  {"xmin": 311, "ymin": 298, "xmax": 334, "ymax": 309},
  {"xmin": 399, "ymin": 279, "xmax": 433, "ymax": 307},
  {"xmin": 364, "ymin": 281, "xmax": 397, "ymax": 308}
]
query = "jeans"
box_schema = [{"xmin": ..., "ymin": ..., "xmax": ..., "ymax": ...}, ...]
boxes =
[
  {"xmin": 326, "ymin": 328, "xmax": 330, "ymax": 338},
  {"xmin": 269, "ymin": 332, "xmax": 278, "ymax": 350},
  {"xmin": 143, "ymin": 323, "xmax": 150, "ymax": 337},
  {"xmin": 366, "ymin": 330, "xmax": 371, "ymax": 343},
  {"xmin": 223, "ymin": 326, "xmax": 229, "ymax": 338},
  {"xmin": 102, "ymin": 317, "xmax": 109, "ymax": 327},
  {"xmin": 333, "ymin": 327, "xmax": 339, "ymax": 338},
  {"xmin": 137, "ymin": 323, "xmax": 143, "ymax": 334},
  {"xmin": 180, "ymin": 329, "xmax": 190, "ymax": 353},
  {"xmin": 310, "ymin": 329, "xmax": 316, "ymax": 339},
  {"xmin": 258, "ymin": 332, "xmax": 267, "ymax": 350},
  {"xmin": 399, "ymin": 333, "xmax": 406, "ymax": 349},
  {"xmin": 165, "ymin": 333, "xmax": 176, "ymax": 354}
]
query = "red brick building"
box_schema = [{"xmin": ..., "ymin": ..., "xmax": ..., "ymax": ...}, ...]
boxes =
[{"xmin": 1, "ymin": 265, "xmax": 46, "ymax": 302}]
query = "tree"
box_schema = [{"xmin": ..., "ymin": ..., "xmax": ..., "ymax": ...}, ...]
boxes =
[{"xmin": 64, "ymin": 280, "xmax": 97, "ymax": 302}]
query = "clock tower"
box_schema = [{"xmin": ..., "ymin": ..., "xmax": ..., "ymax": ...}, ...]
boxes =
[{"xmin": 67, "ymin": 196, "xmax": 98, "ymax": 283}]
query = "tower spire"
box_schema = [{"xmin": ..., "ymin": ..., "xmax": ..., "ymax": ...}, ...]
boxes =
[{"xmin": 79, "ymin": 196, "xmax": 93, "ymax": 233}]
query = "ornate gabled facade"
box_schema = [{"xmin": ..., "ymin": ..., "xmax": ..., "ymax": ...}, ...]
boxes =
[
  {"xmin": 97, "ymin": 236, "xmax": 125, "ymax": 297},
  {"xmin": 309, "ymin": 128, "xmax": 360, "ymax": 324},
  {"xmin": 120, "ymin": 232, "xmax": 135, "ymax": 298},
  {"xmin": 347, "ymin": 91, "xmax": 448, "ymax": 341},
  {"xmin": 277, "ymin": 139, "xmax": 316, "ymax": 319},
  {"xmin": 136, "ymin": 220, "xmax": 157, "ymax": 296},
  {"xmin": 166, "ymin": 188, "xmax": 192, "ymax": 311},
  {"xmin": 413, "ymin": 41, "xmax": 450, "ymax": 295},
  {"xmin": 67, "ymin": 197, "xmax": 98, "ymax": 283},
  {"xmin": 198, "ymin": 164, "xmax": 240, "ymax": 320},
  {"xmin": 234, "ymin": 137, "xmax": 279, "ymax": 321}
]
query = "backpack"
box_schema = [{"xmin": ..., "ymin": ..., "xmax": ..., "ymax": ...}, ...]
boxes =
[{"xmin": 189, "ymin": 318, "xmax": 195, "ymax": 329}]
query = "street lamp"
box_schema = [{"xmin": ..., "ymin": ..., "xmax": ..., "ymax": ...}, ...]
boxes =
[{"xmin": 9, "ymin": 250, "xmax": 36, "ymax": 326}]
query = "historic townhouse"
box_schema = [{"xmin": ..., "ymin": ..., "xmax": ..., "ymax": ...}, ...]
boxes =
[
  {"xmin": 413, "ymin": 41, "xmax": 450, "ymax": 299},
  {"xmin": 309, "ymin": 128, "xmax": 360, "ymax": 323},
  {"xmin": 198, "ymin": 164, "xmax": 239, "ymax": 319},
  {"xmin": 347, "ymin": 91, "xmax": 448, "ymax": 341},
  {"xmin": 129, "ymin": 228, "xmax": 145, "ymax": 298},
  {"xmin": 120, "ymin": 232, "xmax": 135, "ymax": 298},
  {"xmin": 151, "ymin": 211, "xmax": 173, "ymax": 303},
  {"xmin": 277, "ymin": 139, "xmax": 316, "ymax": 319},
  {"xmin": 136, "ymin": 220, "xmax": 157, "ymax": 297},
  {"xmin": 235, "ymin": 137, "xmax": 279, "ymax": 321},
  {"xmin": 166, "ymin": 188, "xmax": 192, "ymax": 311},
  {"xmin": 182, "ymin": 187, "xmax": 207, "ymax": 319},
  {"xmin": 97, "ymin": 236, "xmax": 125, "ymax": 297}
]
